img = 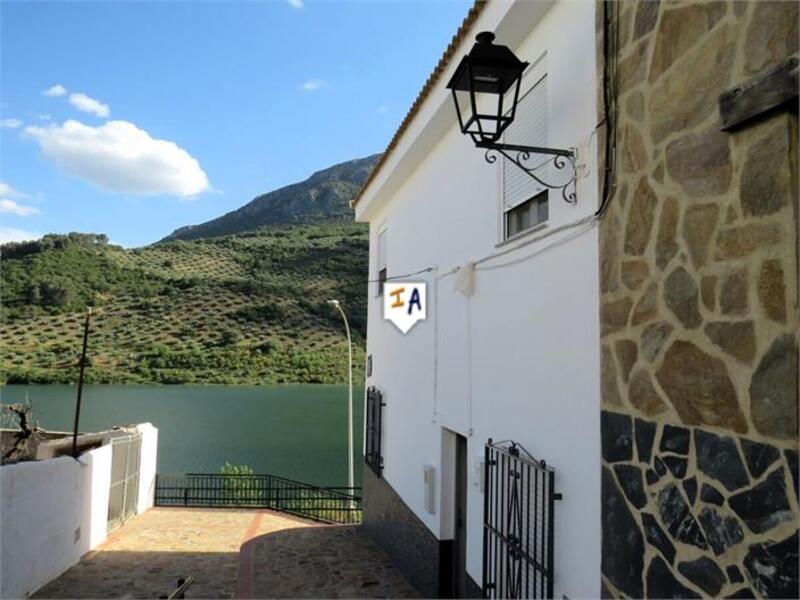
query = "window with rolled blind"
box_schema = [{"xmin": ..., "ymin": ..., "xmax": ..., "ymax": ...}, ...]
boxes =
[{"xmin": 502, "ymin": 73, "xmax": 549, "ymax": 239}]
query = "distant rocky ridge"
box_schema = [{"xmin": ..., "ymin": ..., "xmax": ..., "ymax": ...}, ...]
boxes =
[{"xmin": 161, "ymin": 154, "xmax": 379, "ymax": 242}]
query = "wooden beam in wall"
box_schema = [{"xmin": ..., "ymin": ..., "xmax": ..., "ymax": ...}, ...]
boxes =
[{"xmin": 719, "ymin": 57, "xmax": 799, "ymax": 132}]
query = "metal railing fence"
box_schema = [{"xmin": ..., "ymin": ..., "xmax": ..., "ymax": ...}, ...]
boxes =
[{"xmin": 155, "ymin": 472, "xmax": 362, "ymax": 524}]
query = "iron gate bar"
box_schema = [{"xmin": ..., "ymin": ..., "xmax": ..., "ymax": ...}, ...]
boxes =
[
  {"xmin": 482, "ymin": 523, "xmax": 549, "ymax": 574},
  {"xmin": 482, "ymin": 439, "xmax": 561, "ymax": 599}
]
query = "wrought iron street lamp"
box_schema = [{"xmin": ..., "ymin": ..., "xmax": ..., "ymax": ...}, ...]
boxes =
[
  {"xmin": 327, "ymin": 299, "xmax": 355, "ymax": 508},
  {"xmin": 447, "ymin": 32, "xmax": 577, "ymax": 203}
]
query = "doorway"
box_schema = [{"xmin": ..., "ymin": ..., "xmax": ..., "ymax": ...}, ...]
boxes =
[
  {"xmin": 453, "ymin": 433, "xmax": 468, "ymax": 597},
  {"xmin": 441, "ymin": 430, "xmax": 468, "ymax": 598}
]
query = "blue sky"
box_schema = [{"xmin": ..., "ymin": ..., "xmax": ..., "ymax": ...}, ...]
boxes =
[{"xmin": 0, "ymin": 0, "xmax": 470, "ymax": 247}]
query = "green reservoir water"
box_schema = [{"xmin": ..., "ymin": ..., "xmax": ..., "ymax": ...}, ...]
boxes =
[{"xmin": 1, "ymin": 385, "xmax": 364, "ymax": 487}]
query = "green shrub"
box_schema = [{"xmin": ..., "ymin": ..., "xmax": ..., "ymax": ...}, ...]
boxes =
[
  {"xmin": 218, "ymin": 329, "xmax": 241, "ymax": 347},
  {"xmin": 39, "ymin": 280, "xmax": 73, "ymax": 307},
  {"xmin": 219, "ymin": 462, "xmax": 262, "ymax": 504},
  {"xmin": 233, "ymin": 302, "xmax": 285, "ymax": 323},
  {"xmin": 251, "ymin": 340, "xmax": 279, "ymax": 354}
]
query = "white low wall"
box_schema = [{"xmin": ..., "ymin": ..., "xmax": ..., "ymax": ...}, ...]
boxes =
[
  {"xmin": 0, "ymin": 423, "xmax": 158, "ymax": 599},
  {"xmin": 136, "ymin": 423, "xmax": 158, "ymax": 514}
]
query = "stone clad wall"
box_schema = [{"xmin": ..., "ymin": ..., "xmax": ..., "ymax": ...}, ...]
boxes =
[
  {"xmin": 597, "ymin": 1, "xmax": 799, "ymax": 597},
  {"xmin": 362, "ymin": 465, "xmax": 444, "ymax": 598}
]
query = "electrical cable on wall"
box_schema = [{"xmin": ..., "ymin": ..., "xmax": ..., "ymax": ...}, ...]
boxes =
[
  {"xmin": 466, "ymin": 293, "xmax": 473, "ymax": 437},
  {"xmin": 432, "ymin": 266, "xmax": 440, "ymax": 423},
  {"xmin": 338, "ymin": 212, "xmax": 597, "ymax": 294},
  {"xmin": 333, "ymin": 266, "xmax": 435, "ymax": 289},
  {"xmin": 595, "ymin": 0, "xmax": 620, "ymax": 220},
  {"xmin": 476, "ymin": 220, "xmax": 597, "ymax": 272}
]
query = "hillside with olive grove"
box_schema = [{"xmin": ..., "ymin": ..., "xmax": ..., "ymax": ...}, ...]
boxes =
[{"xmin": 0, "ymin": 156, "xmax": 377, "ymax": 385}]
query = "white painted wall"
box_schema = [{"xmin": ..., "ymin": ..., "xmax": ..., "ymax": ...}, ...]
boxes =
[
  {"xmin": 136, "ymin": 422, "xmax": 158, "ymax": 514},
  {"xmin": 356, "ymin": 1, "xmax": 601, "ymax": 597},
  {"xmin": 86, "ymin": 444, "xmax": 112, "ymax": 550},
  {"xmin": 0, "ymin": 446, "xmax": 111, "ymax": 599},
  {"xmin": 0, "ymin": 425, "xmax": 157, "ymax": 599}
]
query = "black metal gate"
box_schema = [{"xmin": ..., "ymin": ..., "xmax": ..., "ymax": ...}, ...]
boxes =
[
  {"xmin": 107, "ymin": 432, "xmax": 142, "ymax": 532},
  {"xmin": 482, "ymin": 439, "xmax": 559, "ymax": 599}
]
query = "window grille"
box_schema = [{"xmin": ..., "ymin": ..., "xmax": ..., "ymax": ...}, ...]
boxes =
[{"xmin": 365, "ymin": 386, "xmax": 385, "ymax": 477}]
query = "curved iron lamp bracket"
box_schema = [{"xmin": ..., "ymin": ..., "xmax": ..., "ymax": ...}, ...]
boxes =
[{"xmin": 476, "ymin": 141, "xmax": 577, "ymax": 205}]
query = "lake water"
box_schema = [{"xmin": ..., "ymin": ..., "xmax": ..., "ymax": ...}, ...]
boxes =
[{"xmin": 0, "ymin": 385, "xmax": 364, "ymax": 487}]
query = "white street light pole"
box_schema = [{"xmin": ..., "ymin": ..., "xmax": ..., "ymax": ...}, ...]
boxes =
[{"xmin": 327, "ymin": 300, "xmax": 354, "ymax": 508}]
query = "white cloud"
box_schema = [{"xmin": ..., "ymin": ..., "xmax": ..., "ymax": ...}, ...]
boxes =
[
  {"xmin": 44, "ymin": 84, "xmax": 67, "ymax": 97},
  {"xmin": 68, "ymin": 93, "xmax": 110, "ymax": 118},
  {"xmin": 0, "ymin": 199, "xmax": 40, "ymax": 216},
  {"xmin": 0, "ymin": 227, "xmax": 41, "ymax": 244},
  {"xmin": 0, "ymin": 182, "xmax": 25, "ymax": 198},
  {"xmin": 0, "ymin": 118, "xmax": 22, "ymax": 129},
  {"xmin": 24, "ymin": 119, "xmax": 210, "ymax": 197},
  {"xmin": 301, "ymin": 79, "xmax": 327, "ymax": 92},
  {"xmin": 286, "ymin": 0, "xmax": 303, "ymax": 8}
]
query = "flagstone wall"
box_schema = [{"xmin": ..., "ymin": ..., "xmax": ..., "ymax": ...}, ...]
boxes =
[{"xmin": 596, "ymin": 1, "xmax": 798, "ymax": 597}]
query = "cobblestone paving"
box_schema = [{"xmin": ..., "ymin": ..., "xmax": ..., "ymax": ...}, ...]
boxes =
[
  {"xmin": 31, "ymin": 508, "xmax": 416, "ymax": 599},
  {"xmin": 247, "ymin": 525, "xmax": 418, "ymax": 598}
]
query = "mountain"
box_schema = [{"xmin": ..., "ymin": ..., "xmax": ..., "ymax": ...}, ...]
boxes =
[{"xmin": 162, "ymin": 154, "xmax": 379, "ymax": 242}]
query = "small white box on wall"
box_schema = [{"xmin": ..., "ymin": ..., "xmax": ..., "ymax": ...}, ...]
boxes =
[
  {"xmin": 473, "ymin": 456, "xmax": 485, "ymax": 492},
  {"xmin": 424, "ymin": 464, "xmax": 436, "ymax": 514}
]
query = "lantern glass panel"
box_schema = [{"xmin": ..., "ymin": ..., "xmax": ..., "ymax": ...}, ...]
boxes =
[{"xmin": 450, "ymin": 72, "xmax": 521, "ymax": 144}]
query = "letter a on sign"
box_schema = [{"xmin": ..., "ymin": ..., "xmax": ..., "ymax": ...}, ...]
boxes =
[{"xmin": 384, "ymin": 282, "xmax": 427, "ymax": 334}]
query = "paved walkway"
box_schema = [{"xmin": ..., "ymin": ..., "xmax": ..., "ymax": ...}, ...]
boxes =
[
  {"xmin": 32, "ymin": 508, "xmax": 417, "ymax": 599},
  {"xmin": 245, "ymin": 524, "xmax": 417, "ymax": 598}
]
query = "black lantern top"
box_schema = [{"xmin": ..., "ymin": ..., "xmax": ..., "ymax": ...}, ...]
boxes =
[{"xmin": 446, "ymin": 32, "xmax": 529, "ymax": 144}]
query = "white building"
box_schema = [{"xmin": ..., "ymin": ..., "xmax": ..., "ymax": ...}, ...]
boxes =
[{"xmin": 354, "ymin": 0, "xmax": 602, "ymax": 597}]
